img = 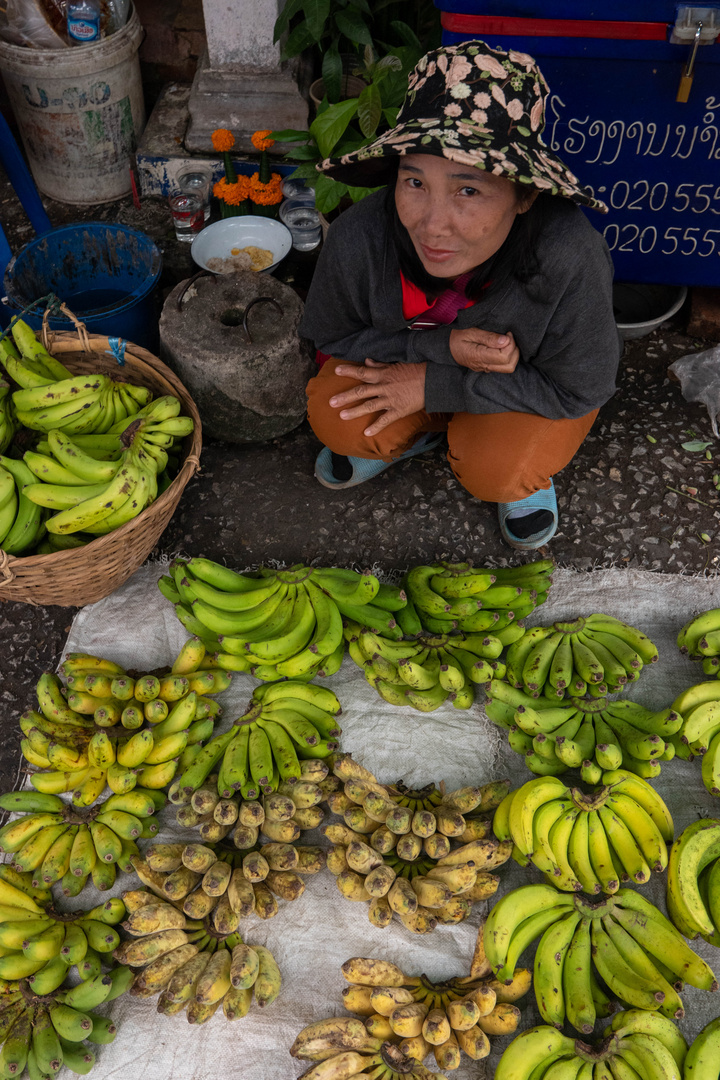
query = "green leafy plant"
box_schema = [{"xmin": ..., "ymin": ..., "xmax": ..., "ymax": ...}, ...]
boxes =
[
  {"xmin": 274, "ymin": 0, "xmax": 439, "ymax": 103},
  {"xmin": 272, "ymin": 41, "xmax": 423, "ymax": 214}
]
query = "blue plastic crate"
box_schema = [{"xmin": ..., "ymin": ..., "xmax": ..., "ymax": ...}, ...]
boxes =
[{"xmin": 436, "ymin": 4, "xmax": 720, "ymax": 285}]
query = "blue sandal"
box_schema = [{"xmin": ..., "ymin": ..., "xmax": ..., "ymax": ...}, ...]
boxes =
[
  {"xmin": 314, "ymin": 433, "xmax": 444, "ymax": 490},
  {"xmin": 498, "ymin": 479, "xmax": 559, "ymax": 551}
]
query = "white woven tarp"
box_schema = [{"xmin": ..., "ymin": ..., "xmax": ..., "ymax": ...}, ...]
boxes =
[{"xmin": 56, "ymin": 564, "xmax": 720, "ymax": 1080}]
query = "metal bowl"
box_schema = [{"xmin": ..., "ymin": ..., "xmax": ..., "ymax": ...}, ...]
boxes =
[{"xmin": 614, "ymin": 283, "xmax": 688, "ymax": 341}]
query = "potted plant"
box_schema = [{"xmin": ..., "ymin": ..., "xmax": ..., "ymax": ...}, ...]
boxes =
[
  {"xmin": 274, "ymin": 0, "xmax": 439, "ymax": 103},
  {"xmin": 271, "ymin": 37, "xmax": 427, "ymax": 219}
]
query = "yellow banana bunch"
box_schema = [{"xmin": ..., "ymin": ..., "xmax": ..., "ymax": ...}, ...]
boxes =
[
  {"xmin": 0, "ymin": 788, "xmax": 164, "ymax": 898},
  {"xmin": 323, "ymin": 754, "xmax": 512, "ymax": 933},
  {"xmin": 114, "ymin": 888, "xmax": 281, "ymax": 1022},
  {"xmin": 484, "ymin": 881, "xmax": 716, "ymax": 1032},
  {"xmin": 339, "ymin": 923, "xmax": 529, "ymax": 1072},
  {"xmin": 493, "ymin": 771, "xmax": 673, "ymax": 893},
  {"xmin": 169, "ymin": 680, "xmax": 342, "ymax": 806},
  {"xmin": 137, "ymin": 818, "xmax": 325, "ymax": 925},
  {"xmin": 290, "ymin": 1018, "xmax": 448, "ymax": 1079},
  {"xmin": 20, "ymin": 642, "xmax": 228, "ymax": 805},
  {"xmin": 486, "ymin": 679, "xmax": 682, "ymax": 780},
  {"xmin": 496, "ymin": 1011, "xmax": 687, "ymax": 1080},
  {"xmin": 0, "ymin": 866, "xmax": 128, "ymax": 996},
  {"xmin": 503, "ymin": 612, "xmax": 659, "ymax": 700},
  {"xmin": 402, "ymin": 557, "xmax": 553, "ymax": 636},
  {"xmin": 0, "ymin": 961, "xmax": 132, "ymax": 1080}
]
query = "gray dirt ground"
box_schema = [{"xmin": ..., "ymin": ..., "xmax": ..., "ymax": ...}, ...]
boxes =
[{"xmin": 1, "ymin": 177, "xmax": 719, "ymax": 794}]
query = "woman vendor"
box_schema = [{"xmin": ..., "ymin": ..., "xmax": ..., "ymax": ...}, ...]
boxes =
[{"xmin": 300, "ymin": 39, "xmax": 622, "ymax": 551}]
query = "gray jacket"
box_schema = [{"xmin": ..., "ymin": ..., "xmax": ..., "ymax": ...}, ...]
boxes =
[{"xmin": 299, "ymin": 190, "xmax": 622, "ymax": 419}]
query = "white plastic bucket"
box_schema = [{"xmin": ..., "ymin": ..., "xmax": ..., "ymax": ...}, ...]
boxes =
[{"xmin": 0, "ymin": 5, "xmax": 145, "ymax": 204}]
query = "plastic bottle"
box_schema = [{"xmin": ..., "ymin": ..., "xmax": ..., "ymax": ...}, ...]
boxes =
[{"xmin": 67, "ymin": 0, "xmax": 101, "ymax": 44}]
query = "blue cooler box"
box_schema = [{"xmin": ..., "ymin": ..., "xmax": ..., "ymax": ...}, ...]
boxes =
[{"xmin": 436, "ymin": 2, "xmax": 720, "ymax": 286}]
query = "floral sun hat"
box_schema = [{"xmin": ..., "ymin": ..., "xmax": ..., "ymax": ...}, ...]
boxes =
[{"xmin": 319, "ymin": 39, "xmax": 607, "ymax": 213}]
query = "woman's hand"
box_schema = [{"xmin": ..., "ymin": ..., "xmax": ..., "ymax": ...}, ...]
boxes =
[
  {"xmin": 330, "ymin": 359, "xmax": 427, "ymax": 437},
  {"xmin": 450, "ymin": 328, "xmax": 520, "ymax": 373}
]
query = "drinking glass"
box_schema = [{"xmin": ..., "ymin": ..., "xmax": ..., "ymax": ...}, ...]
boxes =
[
  {"xmin": 279, "ymin": 198, "xmax": 322, "ymax": 251},
  {"xmin": 176, "ymin": 164, "xmax": 213, "ymax": 223},
  {"xmin": 169, "ymin": 193, "xmax": 204, "ymax": 242}
]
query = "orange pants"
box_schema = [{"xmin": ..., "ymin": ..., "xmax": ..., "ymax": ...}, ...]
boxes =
[{"xmin": 307, "ymin": 361, "xmax": 598, "ymax": 503}]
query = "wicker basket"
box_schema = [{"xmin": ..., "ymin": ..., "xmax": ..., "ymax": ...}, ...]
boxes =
[{"xmin": 0, "ymin": 328, "xmax": 202, "ymax": 607}]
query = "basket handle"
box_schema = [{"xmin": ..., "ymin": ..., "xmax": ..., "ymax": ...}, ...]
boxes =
[{"xmin": 42, "ymin": 304, "xmax": 92, "ymax": 354}]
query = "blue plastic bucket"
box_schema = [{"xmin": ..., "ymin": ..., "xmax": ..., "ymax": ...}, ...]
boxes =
[{"xmin": 2, "ymin": 222, "xmax": 162, "ymax": 351}]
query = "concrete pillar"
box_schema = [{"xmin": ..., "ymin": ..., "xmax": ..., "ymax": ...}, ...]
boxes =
[{"xmin": 186, "ymin": 0, "xmax": 310, "ymax": 154}]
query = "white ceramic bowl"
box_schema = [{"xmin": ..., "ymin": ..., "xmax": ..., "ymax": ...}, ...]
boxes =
[{"xmin": 191, "ymin": 216, "xmax": 292, "ymax": 275}]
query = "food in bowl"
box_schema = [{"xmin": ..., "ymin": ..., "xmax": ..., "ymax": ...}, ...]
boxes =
[{"xmin": 205, "ymin": 245, "xmax": 275, "ymax": 274}]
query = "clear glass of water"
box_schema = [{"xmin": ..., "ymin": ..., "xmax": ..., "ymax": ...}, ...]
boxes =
[
  {"xmin": 169, "ymin": 193, "xmax": 204, "ymax": 242},
  {"xmin": 176, "ymin": 164, "xmax": 213, "ymax": 222},
  {"xmin": 279, "ymin": 198, "xmax": 322, "ymax": 251}
]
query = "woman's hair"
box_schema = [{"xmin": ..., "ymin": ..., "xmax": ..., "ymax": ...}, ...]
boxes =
[{"xmin": 384, "ymin": 161, "xmax": 558, "ymax": 302}]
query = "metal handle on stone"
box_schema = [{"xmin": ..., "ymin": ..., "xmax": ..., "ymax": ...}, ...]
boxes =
[{"xmin": 241, "ymin": 297, "xmax": 283, "ymax": 344}]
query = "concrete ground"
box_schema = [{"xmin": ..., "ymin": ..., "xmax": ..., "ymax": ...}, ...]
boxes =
[{"xmin": 1, "ymin": 174, "xmax": 719, "ymax": 794}]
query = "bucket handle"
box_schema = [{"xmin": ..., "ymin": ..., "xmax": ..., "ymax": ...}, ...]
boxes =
[{"xmin": 42, "ymin": 304, "xmax": 91, "ymax": 354}]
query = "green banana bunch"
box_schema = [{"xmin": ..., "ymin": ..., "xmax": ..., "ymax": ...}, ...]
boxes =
[
  {"xmin": 160, "ymin": 558, "xmax": 411, "ymax": 681},
  {"xmin": 493, "ymin": 771, "xmax": 673, "ymax": 893},
  {"xmin": 669, "ymin": 680, "xmax": 720, "ymax": 790},
  {"xmin": 484, "ymin": 881, "xmax": 716, "ymax": 1031},
  {"xmin": 685, "ymin": 1017, "xmax": 720, "ymax": 1080},
  {"xmin": 20, "ymin": 643, "xmax": 228, "ymax": 805},
  {"xmin": 0, "ymin": 381, "xmax": 16, "ymax": 454},
  {"xmin": 0, "ymin": 455, "xmax": 46, "ymax": 555},
  {"xmin": 9, "ymin": 319, "xmax": 155, "ymax": 437},
  {"xmin": 0, "ymin": 461, "xmax": 18, "ymax": 547},
  {"xmin": 402, "ymin": 558, "xmax": 553, "ymax": 636},
  {"xmin": 323, "ymin": 754, "xmax": 512, "ymax": 933},
  {"xmin": 344, "ymin": 621, "xmax": 511, "ymax": 712},
  {"xmin": 0, "ymin": 869, "xmax": 128, "ymax": 993},
  {"xmin": 170, "ymin": 680, "xmax": 342, "ymax": 805},
  {"xmin": 504, "ymin": 613, "xmax": 659, "ymax": 699},
  {"xmin": 495, "ymin": 1011, "xmax": 687, "ymax": 1080},
  {"xmin": 339, "ymin": 939, "xmax": 530, "ymax": 1071},
  {"xmin": 138, "ymin": 819, "xmax": 325, "ymax": 924},
  {"xmin": 17, "ymin": 392, "xmax": 192, "ymax": 538},
  {"xmin": 677, "ymin": 608, "xmax": 720, "ymax": 676},
  {"xmin": 0, "ymin": 787, "xmax": 164, "ymax": 898},
  {"xmin": 290, "ymin": 1017, "xmax": 450, "ymax": 1079},
  {"xmin": 485, "ymin": 679, "xmax": 682, "ymax": 780},
  {"xmin": 0, "ymin": 320, "xmax": 73, "ymax": 390},
  {"xmin": 665, "ymin": 818, "xmax": 720, "ymax": 944},
  {"xmin": 0, "ymin": 963, "xmax": 131, "ymax": 1080},
  {"xmin": 114, "ymin": 888, "xmax": 282, "ymax": 1021}
]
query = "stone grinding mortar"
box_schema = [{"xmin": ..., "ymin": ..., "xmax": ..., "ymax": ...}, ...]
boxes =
[{"xmin": 159, "ymin": 271, "xmax": 315, "ymax": 443}]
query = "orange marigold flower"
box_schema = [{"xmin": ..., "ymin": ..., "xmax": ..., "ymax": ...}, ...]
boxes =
[
  {"xmin": 223, "ymin": 178, "xmax": 250, "ymax": 206},
  {"xmin": 250, "ymin": 185, "xmax": 283, "ymax": 206},
  {"xmin": 251, "ymin": 129, "xmax": 275, "ymax": 151},
  {"xmin": 212, "ymin": 128, "xmax": 235, "ymax": 152}
]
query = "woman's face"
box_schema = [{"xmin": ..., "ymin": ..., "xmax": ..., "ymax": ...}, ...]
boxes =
[{"xmin": 394, "ymin": 153, "xmax": 535, "ymax": 279}]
